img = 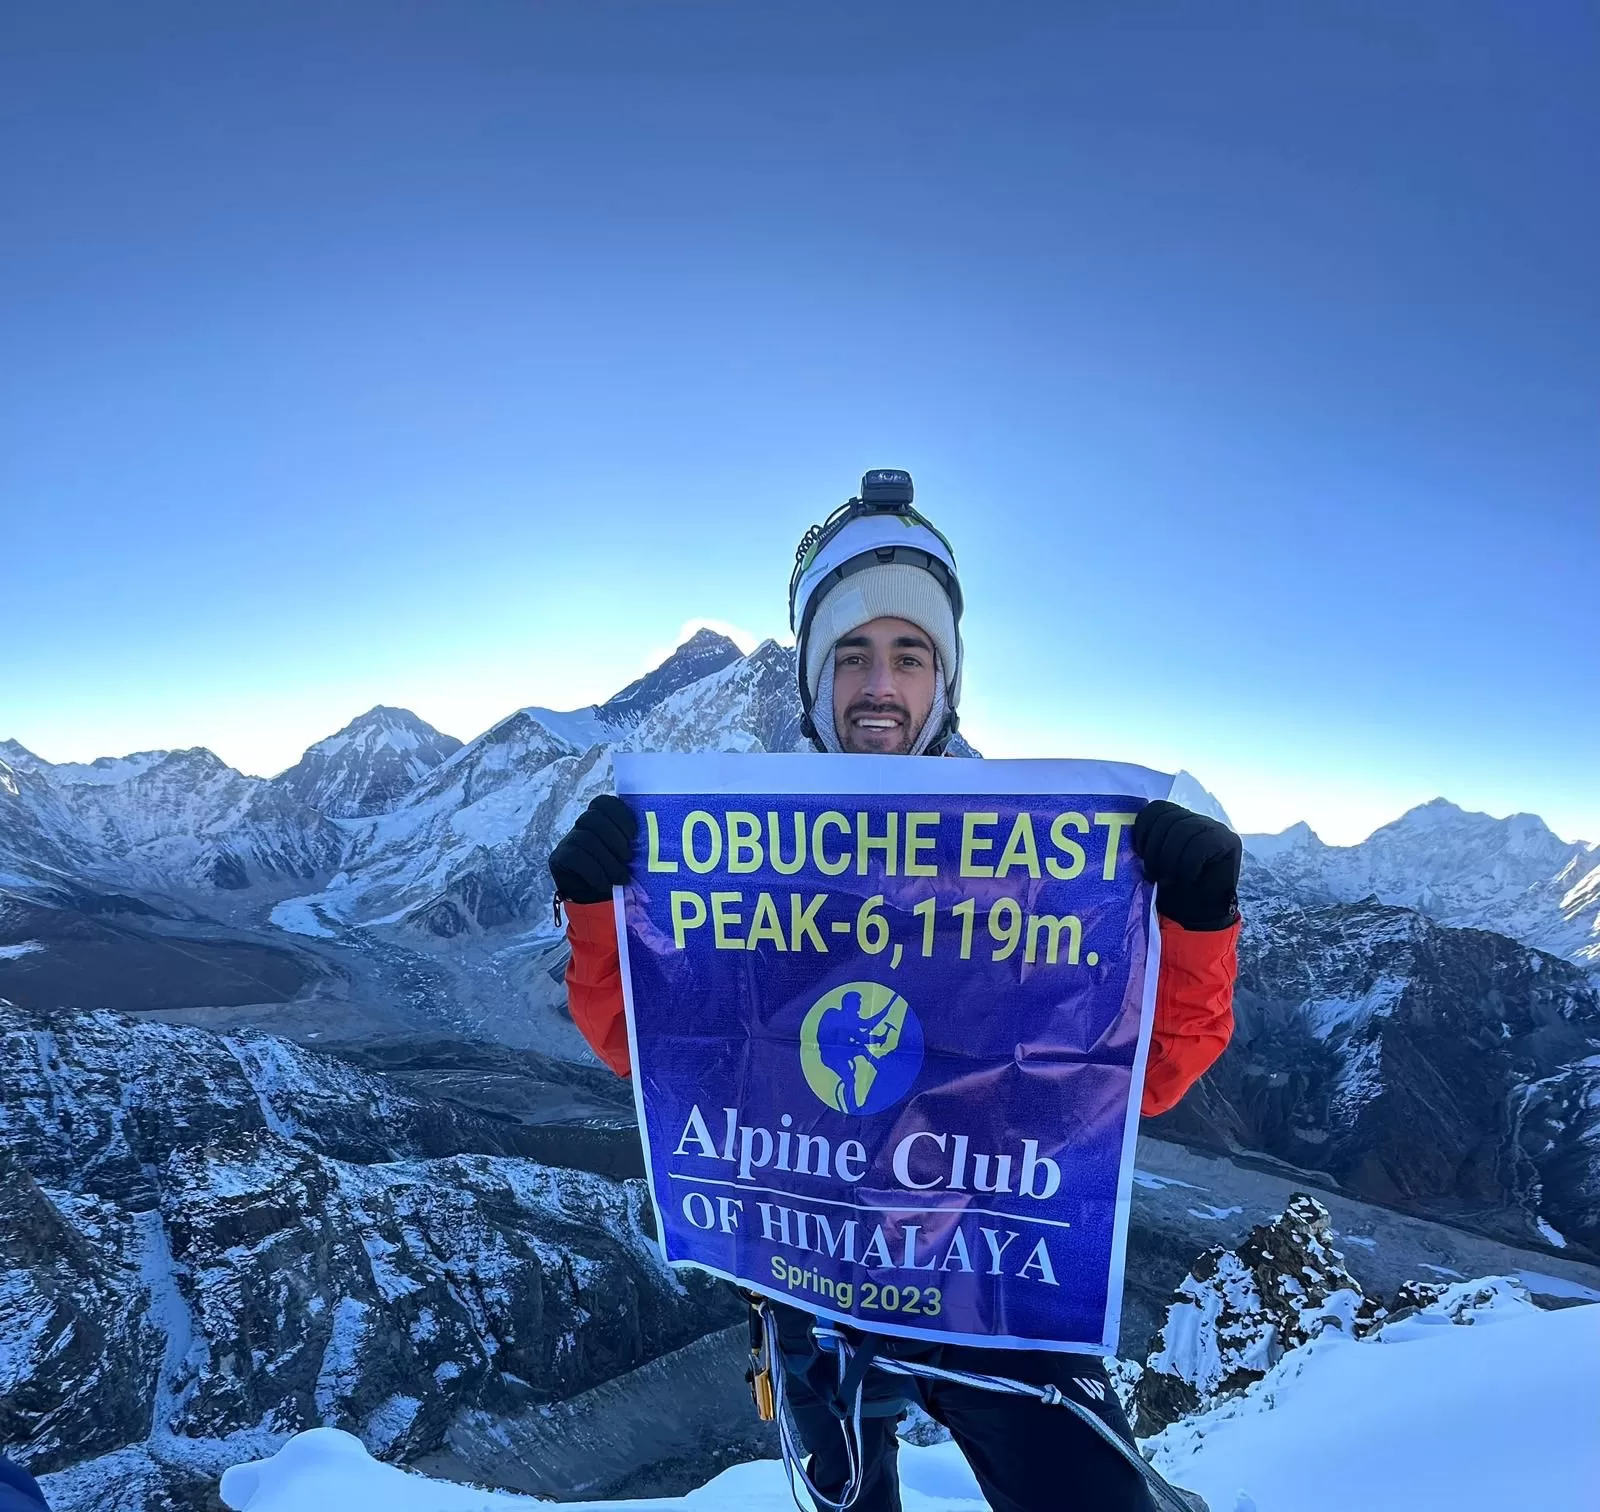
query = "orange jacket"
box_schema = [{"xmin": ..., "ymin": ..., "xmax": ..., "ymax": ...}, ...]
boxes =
[{"xmin": 561, "ymin": 900, "xmax": 1237, "ymax": 1117}]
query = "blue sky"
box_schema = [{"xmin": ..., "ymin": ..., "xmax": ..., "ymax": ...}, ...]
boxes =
[{"xmin": 2, "ymin": 3, "xmax": 1595, "ymax": 844}]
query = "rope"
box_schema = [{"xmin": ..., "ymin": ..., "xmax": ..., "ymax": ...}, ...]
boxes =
[
  {"xmin": 761, "ymin": 1303, "xmax": 1198, "ymax": 1512},
  {"xmin": 770, "ymin": 1310, "xmax": 866, "ymax": 1512}
]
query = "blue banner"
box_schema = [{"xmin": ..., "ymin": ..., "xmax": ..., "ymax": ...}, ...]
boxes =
[{"xmin": 615, "ymin": 753, "xmax": 1176, "ymax": 1354}]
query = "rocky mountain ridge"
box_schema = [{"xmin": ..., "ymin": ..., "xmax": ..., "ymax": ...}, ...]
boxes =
[
  {"xmin": 13, "ymin": 997, "xmax": 1594, "ymax": 1512},
  {"xmin": 1128, "ymin": 1191, "xmax": 1571, "ymax": 1438},
  {"xmin": 0, "ymin": 631, "xmax": 770, "ymax": 940},
  {"xmin": 270, "ymin": 707, "xmax": 464, "ymax": 820},
  {"xmin": 3, "ymin": 631, "xmax": 1598, "ymax": 1263},
  {"xmin": 1151, "ymin": 876, "xmax": 1600, "ymax": 1255},
  {"xmin": 0, "ymin": 998, "xmax": 735, "ymax": 1510},
  {"xmin": 0, "ymin": 741, "xmax": 343, "ymax": 897},
  {"xmin": 1131, "ymin": 1192, "xmax": 1384, "ymax": 1434},
  {"xmin": 1244, "ymin": 798, "xmax": 1599, "ymax": 969},
  {"xmin": 5, "ymin": 633, "xmax": 1590, "ymax": 966}
]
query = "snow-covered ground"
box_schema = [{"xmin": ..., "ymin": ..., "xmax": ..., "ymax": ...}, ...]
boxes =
[
  {"xmin": 1147, "ymin": 1285, "xmax": 1599, "ymax": 1511},
  {"xmin": 220, "ymin": 1429, "xmax": 989, "ymax": 1511},
  {"xmin": 219, "ymin": 1286, "xmax": 1598, "ymax": 1512}
]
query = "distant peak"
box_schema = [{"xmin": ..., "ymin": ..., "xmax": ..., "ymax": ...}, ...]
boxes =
[
  {"xmin": 747, "ymin": 638, "xmax": 794, "ymax": 669},
  {"xmin": 675, "ymin": 627, "xmax": 742, "ymax": 655},
  {"xmin": 354, "ymin": 704, "xmax": 428, "ymax": 726},
  {"xmin": 0, "ymin": 739, "xmax": 45, "ymax": 779},
  {"xmin": 1371, "ymin": 799, "xmax": 1470, "ymax": 837},
  {"xmin": 489, "ymin": 708, "xmax": 559, "ymax": 738},
  {"xmin": 1388, "ymin": 798, "xmax": 1551, "ymax": 834},
  {"xmin": 598, "ymin": 629, "xmax": 746, "ymax": 728},
  {"xmin": 163, "ymin": 747, "xmax": 229, "ymax": 770},
  {"xmin": 91, "ymin": 749, "xmax": 170, "ymax": 768},
  {"xmin": 273, "ymin": 705, "xmax": 465, "ymax": 815},
  {"xmin": 337, "ymin": 705, "xmax": 437, "ymax": 735},
  {"xmin": 299, "ymin": 706, "xmax": 460, "ymax": 761},
  {"xmin": 1242, "ymin": 819, "xmax": 1325, "ymax": 861},
  {"xmin": 1363, "ymin": 800, "xmax": 1574, "ymax": 865}
]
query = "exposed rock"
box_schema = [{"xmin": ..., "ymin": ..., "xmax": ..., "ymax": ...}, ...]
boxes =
[
  {"xmin": 620, "ymin": 638, "xmax": 806, "ymax": 756},
  {"xmin": 1375, "ymin": 1274, "xmax": 1541, "ymax": 1330},
  {"xmin": 271, "ymin": 708, "xmax": 464, "ymax": 820},
  {"xmin": 415, "ymin": 1324, "xmax": 778, "ymax": 1500},
  {"xmin": 0, "ymin": 1000, "xmax": 737, "ymax": 1507},
  {"xmin": 1151, "ymin": 893, "xmax": 1600, "ymax": 1254},
  {"xmin": 0, "ymin": 1151, "xmax": 163, "ymax": 1471},
  {"xmin": 1103, "ymin": 1355, "xmax": 1143, "ymax": 1419},
  {"xmin": 36, "ymin": 1445, "xmax": 228, "ymax": 1512},
  {"xmin": 1132, "ymin": 1193, "xmax": 1384, "ymax": 1435},
  {"xmin": 895, "ymin": 1403, "xmax": 952, "ymax": 1447},
  {"xmin": 598, "ymin": 629, "xmax": 747, "ymax": 732},
  {"xmin": 1381, "ymin": 1277, "xmax": 1452, "ymax": 1321}
]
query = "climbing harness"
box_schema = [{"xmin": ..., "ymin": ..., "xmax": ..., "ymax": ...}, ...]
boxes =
[{"xmin": 751, "ymin": 1299, "xmax": 1200, "ymax": 1512}]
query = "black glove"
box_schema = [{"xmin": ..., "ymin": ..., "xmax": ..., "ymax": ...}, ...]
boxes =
[
  {"xmin": 549, "ymin": 795, "xmax": 637, "ymax": 905},
  {"xmin": 1132, "ymin": 800, "xmax": 1241, "ymax": 932}
]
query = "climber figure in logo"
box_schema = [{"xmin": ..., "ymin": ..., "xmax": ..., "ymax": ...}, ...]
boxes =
[{"xmin": 815, "ymin": 988, "xmax": 909, "ymax": 1113}]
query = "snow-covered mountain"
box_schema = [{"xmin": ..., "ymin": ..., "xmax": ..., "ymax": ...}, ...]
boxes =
[
  {"xmin": 1153, "ymin": 880, "xmax": 1600, "ymax": 1254},
  {"xmin": 5, "ymin": 630, "xmax": 1597, "ymax": 1257},
  {"xmin": 299, "ymin": 713, "xmax": 603, "ymax": 938},
  {"xmin": 275, "ymin": 635, "xmax": 813, "ymax": 938},
  {"xmin": 521, "ymin": 626, "xmax": 747, "ymax": 749},
  {"xmin": 1, "ymin": 999, "xmax": 735, "ymax": 1511},
  {"xmin": 0, "ymin": 629, "xmax": 967, "ymax": 936},
  {"xmin": 1139, "ymin": 1246, "xmax": 1597, "ymax": 1512},
  {"xmin": 1126, "ymin": 1197, "xmax": 1599, "ymax": 1504},
  {"xmin": 0, "ymin": 741, "xmax": 344, "ymax": 896},
  {"xmin": 0, "ymin": 632, "xmax": 758, "ymax": 924},
  {"xmin": 593, "ymin": 626, "xmax": 750, "ymax": 731},
  {"xmin": 1244, "ymin": 800, "xmax": 1600, "ymax": 970},
  {"xmin": 271, "ymin": 707, "xmax": 463, "ymax": 819}
]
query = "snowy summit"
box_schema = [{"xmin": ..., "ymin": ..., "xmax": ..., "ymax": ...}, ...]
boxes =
[{"xmin": 272, "ymin": 707, "xmax": 465, "ymax": 819}]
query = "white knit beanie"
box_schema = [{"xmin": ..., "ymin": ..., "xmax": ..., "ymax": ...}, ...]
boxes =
[{"xmin": 803, "ymin": 562, "xmax": 961, "ymax": 710}]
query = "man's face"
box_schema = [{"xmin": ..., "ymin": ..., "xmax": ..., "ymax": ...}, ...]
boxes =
[{"xmin": 830, "ymin": 616, "xmax": 938, "ymax": 755}]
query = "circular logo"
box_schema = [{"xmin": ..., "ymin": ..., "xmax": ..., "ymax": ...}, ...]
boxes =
[{"xmin": 799, "ymin": 981, "xmax": 924, "ymax": 1116}]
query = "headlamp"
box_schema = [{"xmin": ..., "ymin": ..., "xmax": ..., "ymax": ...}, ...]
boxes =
[{"xmin": 786, "ymin": 469, "xmax": 964, "ymax": 753}]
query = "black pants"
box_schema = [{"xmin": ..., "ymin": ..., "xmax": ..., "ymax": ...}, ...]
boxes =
[{"xmin": 772, "ymin": 1304, "xmax": 1154, "ymax": 1512}]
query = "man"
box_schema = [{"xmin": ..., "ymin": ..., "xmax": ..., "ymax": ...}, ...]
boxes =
[{"xmin": 548, "ymin": 470, "xmax": 1240, "ymax": 1512}]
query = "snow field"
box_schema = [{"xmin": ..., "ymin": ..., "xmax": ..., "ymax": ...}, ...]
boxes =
[
  {"xmin": 1146, "ymin": 1293, "xmax": 1600, "ymax": 1512},
  {"xmin": 218, "ymin": 1426, "xmax": 990, "ymax": 1511},
  {"xmin": 220, "ymin": 1290, "xmax": 1600, "ymax": 1512}
]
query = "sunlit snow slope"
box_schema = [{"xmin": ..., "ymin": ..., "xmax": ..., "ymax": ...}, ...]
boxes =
[{"xmin": 219, "ymin": 1287, "xmax": 1599, "ymax": 1512}]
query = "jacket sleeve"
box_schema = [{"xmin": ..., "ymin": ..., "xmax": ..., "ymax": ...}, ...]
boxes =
[
  {"xmin": 562, "ymin": 900, "xmax": 632, "ymax": 1078},
  {"xmin": 1140, "ymin": 914, "xmax": 1239, "ymax": 1117}
]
